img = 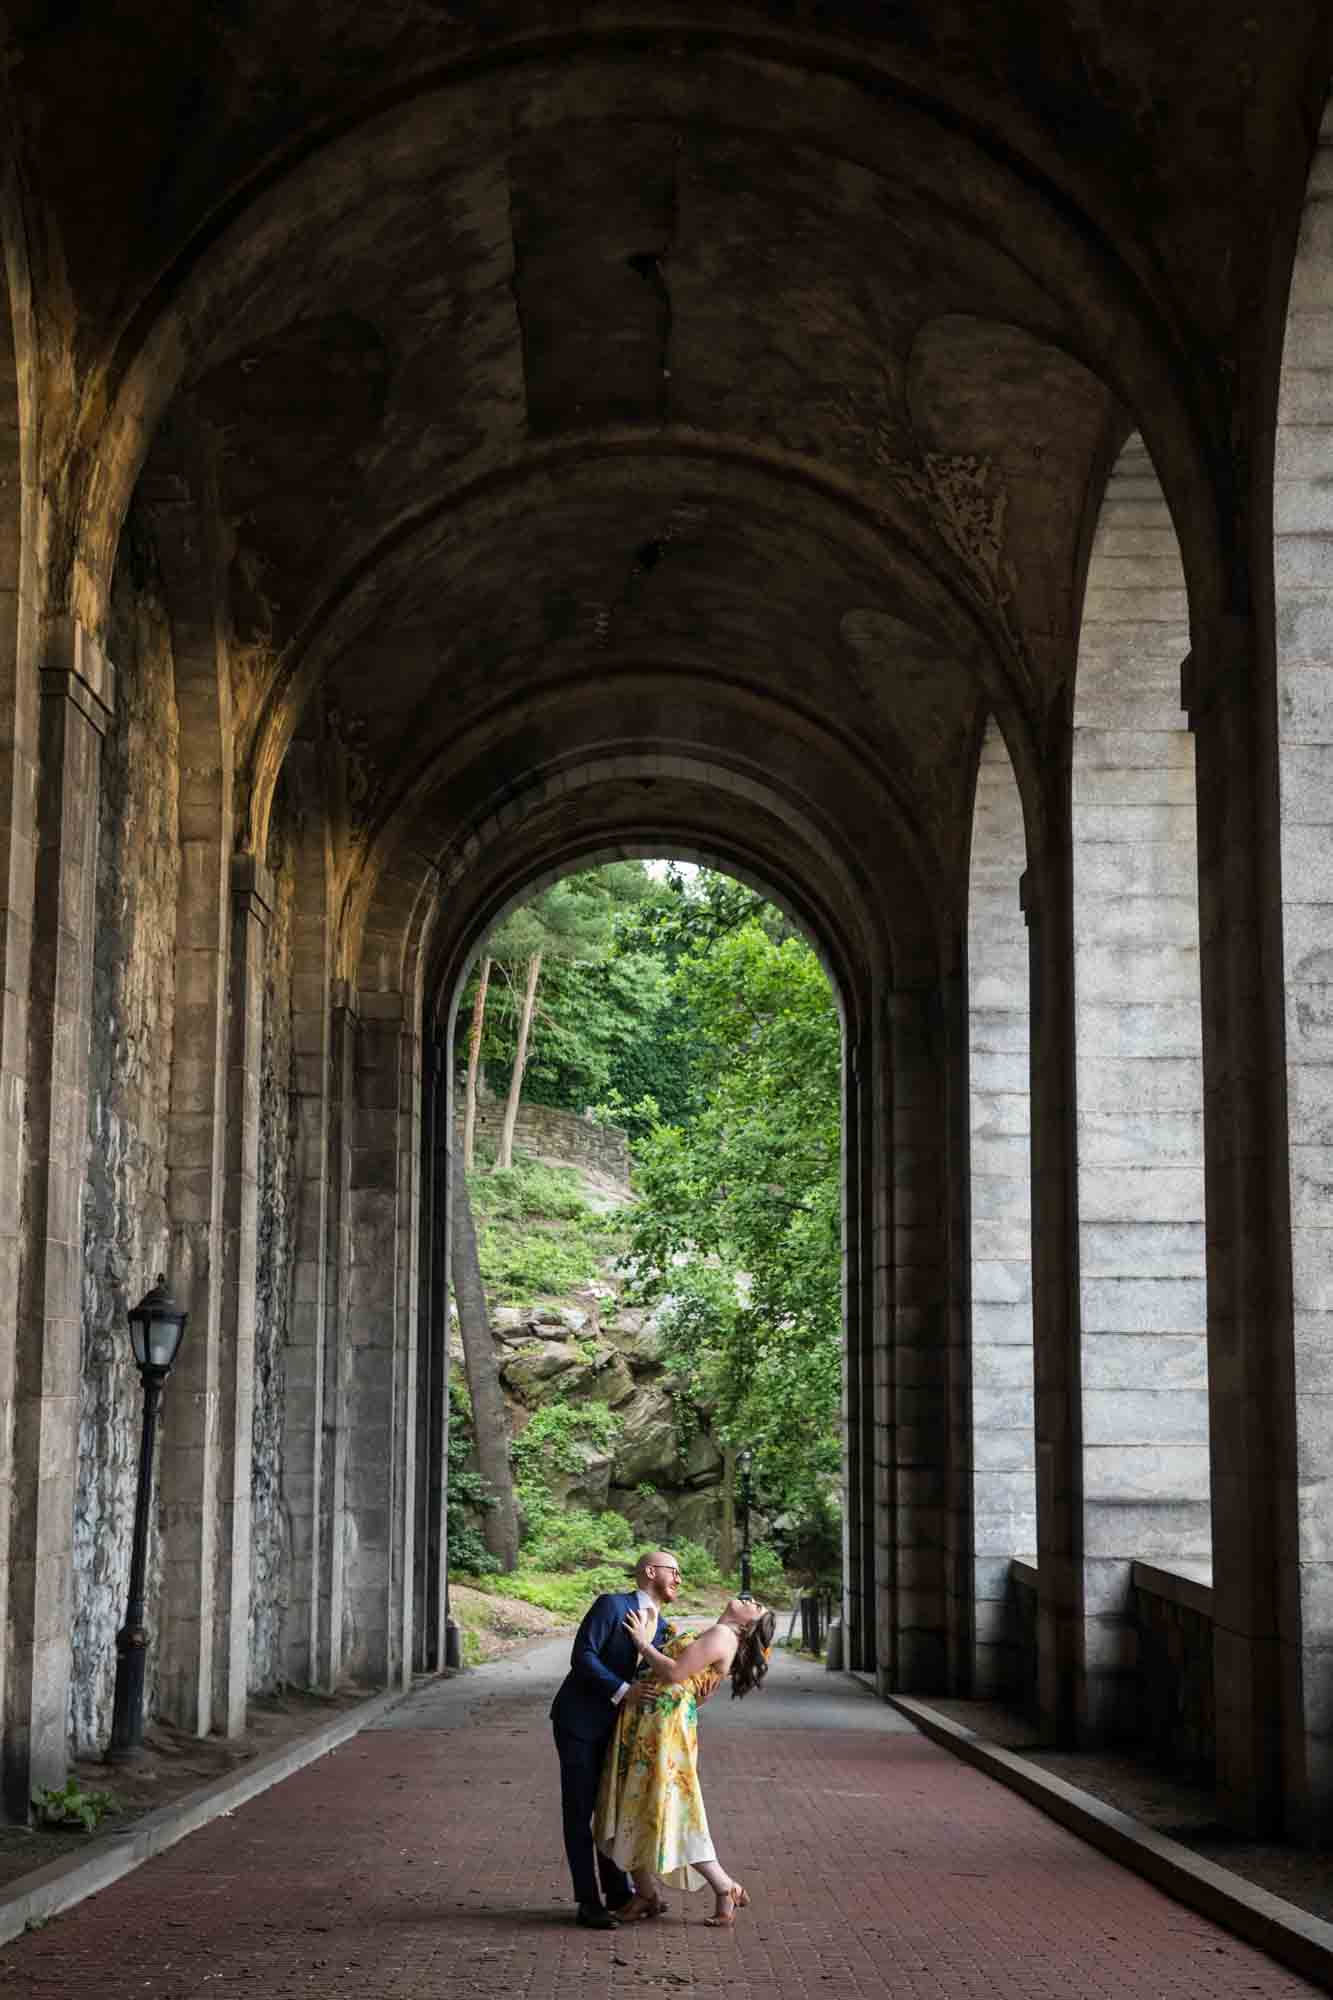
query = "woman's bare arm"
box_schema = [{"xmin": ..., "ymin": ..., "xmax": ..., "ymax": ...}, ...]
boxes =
[{"xmin": 624, "ymin": 1608, "xmax": 734, "ymax": 1685}]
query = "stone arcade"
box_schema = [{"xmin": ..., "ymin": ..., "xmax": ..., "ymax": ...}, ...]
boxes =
[{"xmin": 0, "ymin": 2, "xmax": 1332, "ymax": 1847}]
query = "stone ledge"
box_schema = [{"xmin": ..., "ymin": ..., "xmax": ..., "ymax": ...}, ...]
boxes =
[
  {"xmin": 0, "ymin": 1686, "xmax": 402, "ymax": 1949},
  {"xmin": 884, "ymin": 1692, "xmax": 1333, "ymax": 1995},
  {"xmin": 1131, "ymin": 1558, "xmax": 1214, "ymax": 1619}
]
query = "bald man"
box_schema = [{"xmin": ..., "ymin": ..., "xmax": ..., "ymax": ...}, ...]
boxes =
[{"xmin": 549, "ymin": 1551, "xmax": 681, "ymax": 1927}]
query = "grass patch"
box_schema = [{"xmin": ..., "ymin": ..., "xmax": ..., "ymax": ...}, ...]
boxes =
[{"xmin": 468, "ymin": 1154, "xmax": 626, "ymax": 1303}]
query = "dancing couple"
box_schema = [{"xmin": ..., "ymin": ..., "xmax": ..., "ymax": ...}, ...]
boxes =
[{"xmin": 550, "ymin": 1548, "xmax": 776, "ymax": 1929}]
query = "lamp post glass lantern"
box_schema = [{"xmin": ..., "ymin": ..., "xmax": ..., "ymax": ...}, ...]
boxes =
[
  {"xmin": 737, "ymin": 1448, "xmax": 754, "ymax": 1600},
  {"xmin": 108, "ymin": 1277, "xmax": 188, "ymax": 1762}
]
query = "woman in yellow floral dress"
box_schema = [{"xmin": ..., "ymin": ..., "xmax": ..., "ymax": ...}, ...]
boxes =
[{"xmin": 593, "ymin": 1597, "xmax": 775, "ymax": 1926}]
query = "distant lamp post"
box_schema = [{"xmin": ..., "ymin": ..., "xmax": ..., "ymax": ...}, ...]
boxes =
[
  {"xmin": 107, "ymin": 1277, "xmax": 189, "ymax": 1762},
  {"xmin": 737, "ymin": 1448, "xmax": 755, "ymax": 1600}
]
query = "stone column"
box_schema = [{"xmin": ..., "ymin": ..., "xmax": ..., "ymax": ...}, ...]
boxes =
[
  {"xmin": 211, "ymin": 855, "xmax": 271, "ymax": 1736},
  {"xmin": 1272, "ymin": 106, "xmax": 1333, "ymax": 1839},
  {"xmin": 344, "ymin": 999, "xmax": 418, "ymax": 1688},
  {"xmin": 1022, "ymin": 834, "xmax": 1084, "ymax": 1745},
  {"xmin": 315, "ymin": 992, "xmax": 356, "ymax": 1690},
  {"xmin": 1186, "ymin": 617, "xmax": 1300, "ymax": 1835},
  {"xmin": 0, "ymin": 601, "xmax": 35, "ymax": 1800},
  {"xmin": 159, "ymin": 724, "xmax": 231, "ymax": 1736},
  {"xmin": 3, "ymin": 618, "xmax": 113, "ymax": 1815},
  {"xmin": 869, "ymin": 984, "xmax": 897, "ymax": 1691},
  {"xmin": 841, "ymin": 1029, "xmax": 878, "ymax": 1676},
  {"xmin": 413, "ymin": 1039, "xmax": 449, "ymax": 1675},
  {"xmin": 393, "ymin": 1019, "xmax": 422, "ymax": 1687},
  {"xmin": 887, "ymin": 980, "xmax": 950, "ymax": 1690},
  {"xmin": 283, "ymin": 820, "xmax": 332, "ymax": 1688}
]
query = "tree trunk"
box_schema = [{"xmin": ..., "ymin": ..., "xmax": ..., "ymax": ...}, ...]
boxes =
[
  {"xmin": 495, "ymin": 949, "xmax": 542, "ymax": 1171},
  {"xmin": 450, "ymin": 1170, "xmax": 519, "ymax": 1570},
  {"xmin": 462, "ymin": 957, "xmax": 491, "ymax": 1171}
]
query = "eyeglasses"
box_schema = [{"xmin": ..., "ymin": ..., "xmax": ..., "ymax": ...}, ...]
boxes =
[{"xmin": 650, "ymin": 1565, "xmax": 681, "ymax": 1579}]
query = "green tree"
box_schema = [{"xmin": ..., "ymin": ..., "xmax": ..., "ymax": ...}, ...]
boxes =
[
  {"xmin": 626, "ymin": 885, "xmax": 843, "ymax": 1528},
  {"xmin": 461, "ymin": 863, "xmax": 666, "ymax": 1149}
]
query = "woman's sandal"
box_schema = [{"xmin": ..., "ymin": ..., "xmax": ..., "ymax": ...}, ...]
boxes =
[
  {"xmin": 704, "ymin": 1883, "xmax": 750, "ymax": 1927},
  {"xmin": 620, "ymin": 1894, "xmax": 668, "ymax": 1922}
]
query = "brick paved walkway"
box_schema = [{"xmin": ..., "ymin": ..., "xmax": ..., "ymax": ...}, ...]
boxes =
[{"xmin": 0, "ymin": 1643, "xmax": 1318, "ymax": 1998}]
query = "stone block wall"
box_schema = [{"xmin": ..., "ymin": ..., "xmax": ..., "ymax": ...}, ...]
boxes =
[
  {"xmin": 1131, "ymin": 1562, "xmax": 1215, "ymax": 1776},
  {"xmin": 471, "ymin": 1099, "xmax": 630, "ymax": 1184},
  {"xmin": 72, "ymin": 532, "xmax": 181, "ymax": 1754}
]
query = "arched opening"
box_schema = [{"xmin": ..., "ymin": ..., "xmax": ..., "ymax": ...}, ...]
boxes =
[
  {"xmin": 434, "ymin": 856, "xmax": 848, "ymax": 1637},
  {"xmin": 966, "ymin": 719, "xmax": 1036, "ymax": 1704},
  {"xmin": 1072, "ymin": 432, "xmax": 1211, "ymax": 1740},
  {"xmin": 424, "ymin": 837, "xmax": 872, "ymax": 1685}
]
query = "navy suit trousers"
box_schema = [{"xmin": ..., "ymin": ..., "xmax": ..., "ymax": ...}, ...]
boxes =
[{"xmin": 553, "ymin": 1724, "xmax": 633, "ymax": 1909}]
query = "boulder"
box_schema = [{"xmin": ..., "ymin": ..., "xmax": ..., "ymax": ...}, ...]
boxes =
[
  {"xmin": 679, "ymin": 1426, "xmax": 723, "ymax": 1486},
  {"xmin": 610, "ymin": 1386, "xmax": 680, "ymax": 1486},
  {"xmin": 586, "ymin": 1349, "xmax": 637, "ymax": 1409},
  {"xmin": 602, "ymin": 1308, "xmax": 664, "ymax": 1373},
  {"xmin": 609, "ymin": 1483, "xmax": 671, "ymax": 1545},
  {"xmin": 549, "ymin": 1441, "xmax": 614, "ymax": 1513},
  {"xmin": 532, "ymin": 1304, "xmax": 590, "ymax": 1335},
  {"xmin": 499, "ymin": 1339, "xmax": 582, "ymax": 1405},
  {"xmin": 665, "ymin": 1487, "xmax": 726, "ymax": 1555}
]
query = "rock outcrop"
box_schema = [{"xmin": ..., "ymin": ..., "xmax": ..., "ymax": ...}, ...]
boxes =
[{"xmin": 455, "ymin": 1280, "xmax": 731, "ymax": 1555}]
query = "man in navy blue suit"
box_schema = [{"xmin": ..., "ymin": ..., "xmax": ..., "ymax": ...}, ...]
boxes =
[{"xmin": 550, "ymin": 1549, "xmax": 681, "ymax": 1928}]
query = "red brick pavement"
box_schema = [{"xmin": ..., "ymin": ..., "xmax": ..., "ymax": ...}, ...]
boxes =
[{"xmin": 0, "ymin": 1648, "xmax": 1317, "ymax": 1999}]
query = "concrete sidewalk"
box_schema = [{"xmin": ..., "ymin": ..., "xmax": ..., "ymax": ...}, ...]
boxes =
[{"xmin": 0, "ymin": 1644, "xmax": 1322, "ymax": 1998}]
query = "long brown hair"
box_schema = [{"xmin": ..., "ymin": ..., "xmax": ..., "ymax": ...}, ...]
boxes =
[{"xmin": 729, "ymin": 1610, "xmax": 777, "ymax": 1698}]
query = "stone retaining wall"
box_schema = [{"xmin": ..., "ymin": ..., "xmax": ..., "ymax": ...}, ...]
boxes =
[
  {"xmin": 1131, "ymin": 1562, "xmax": 1215, "ymax": 1776},
  {"xmin": 472, "ymin": 1099, "xmax": 630, "ymax": 1184}
]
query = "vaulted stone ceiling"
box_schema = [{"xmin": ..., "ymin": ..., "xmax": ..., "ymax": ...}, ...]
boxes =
[{"xmin": 4, "ymin": 1, "xmax": 1325, "ymax": 954}]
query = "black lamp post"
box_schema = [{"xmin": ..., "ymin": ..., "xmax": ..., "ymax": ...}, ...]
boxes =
[
  {"xmin": 737, "ymin": 1448, "xmax": 754, "ymax": 1600},
  {"xmin": 107, "ymin": 1277, "xmax": 188, "ymax": 1762}
]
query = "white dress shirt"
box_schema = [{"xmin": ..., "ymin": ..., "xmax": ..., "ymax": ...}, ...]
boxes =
[{"xmin": 612, "ymin": 1589, "xmax": 660, "ymax": 1705}]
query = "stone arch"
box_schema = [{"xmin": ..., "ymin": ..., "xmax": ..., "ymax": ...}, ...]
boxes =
[
  {"xmin": 1270, "ymin": 94, "xmax": 1333, "ymax": 1840},
  {"xmin": 966, "ymin": 717, "xmax": 1036, "ymax": 1701},
  {"xmin": 336, "ymin": 713, "xmax": 953, "ymax": 1692},
  {"xmin": 58, "ymin": 32, "xmax": 1231, "ymax": 672},
  {"xmin": 1071, "ymin": 431, "xmax": 1211, "ymax": 1737}
]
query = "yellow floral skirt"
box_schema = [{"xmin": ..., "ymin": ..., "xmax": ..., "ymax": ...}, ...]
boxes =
[{"xmin": 593, "ymin": 1660, "xmax": 722, "ymax": 1891}]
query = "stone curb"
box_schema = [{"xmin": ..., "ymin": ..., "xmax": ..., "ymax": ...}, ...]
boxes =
[
  {"xmin": 0, "ymin": 1688, "xmax": 403, "ymax": 1949},
  {"xmin": 886, "ymin": 1692, "xmax": 1333, "ymax": 1995}
]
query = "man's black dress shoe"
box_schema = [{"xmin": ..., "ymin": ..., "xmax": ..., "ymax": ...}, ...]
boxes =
[{"xmin": 576, "ymin": 1903, "xmax": 619, "ymax": 1930}]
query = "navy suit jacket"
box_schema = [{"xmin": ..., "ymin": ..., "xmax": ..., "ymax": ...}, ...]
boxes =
[{"xmin": 549, "ymin": 1592, "xmax": 668, "ymax": 1743}]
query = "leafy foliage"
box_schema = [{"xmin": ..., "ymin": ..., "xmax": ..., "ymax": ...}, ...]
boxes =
[
  {"xmin": 462, "ymin": 864, "xmax": 698, "ymax": 1140},
  {"xmin": 627, "ymin": 877, "xmax": 843, "ymax": 1537},
  {"xmin": 31, "ymin": 1780, "xmax": 118, "ymax": 1832}
]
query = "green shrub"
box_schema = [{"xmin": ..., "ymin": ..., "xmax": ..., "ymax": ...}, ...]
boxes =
[
  {"xmin": 466, "ymin": 1155, "xmax": 626, "ymax": 1303},
  {"xmin": 32, "ymin": 1780, "xmax": 117, "ymax": 1832},
  {"xmin": 739, "ymin": 1545, "xmax": 791, "ymax": 1605},
  {"xmin": 512, "ymin": 1400, "xmax": 622, "ymax": 1483},
  {"xmin": 671, "ymin": 1538, "xmax": 722, "ymax": 1590},
  {"xmin": 521, "ymin": 1506, "xmax": 635, "ymax": 1576},
  {"xmin": 472, "ymin": 1564, "xmax": 635, "ymax": 1621}
]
